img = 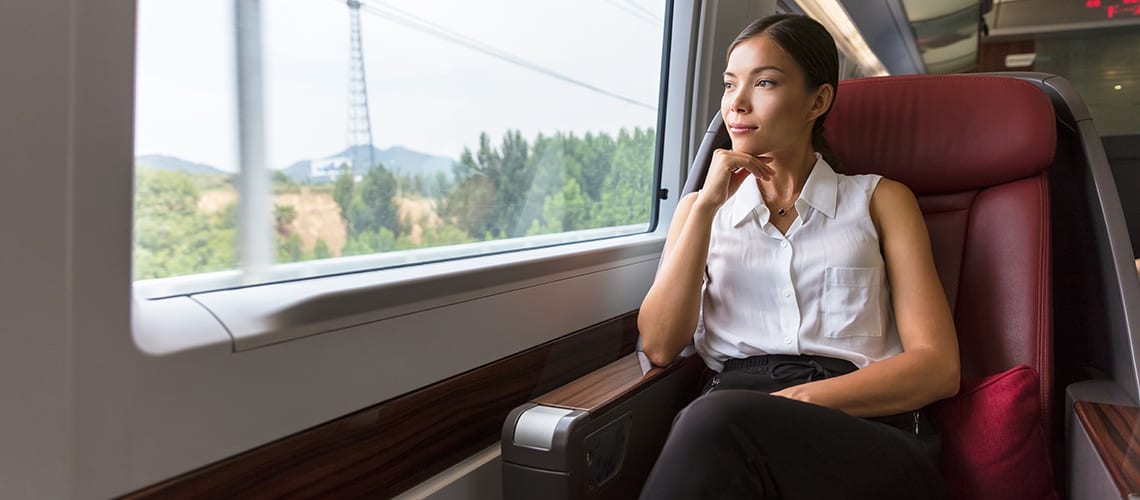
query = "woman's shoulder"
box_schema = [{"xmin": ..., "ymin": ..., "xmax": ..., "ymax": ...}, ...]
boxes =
[
  {"xmin": 832, "ymin": 171, "xmax": 910, "ymax": 196},
  {"xmin": 868, "ymin": 177, "xmax": 922, "ymax": 233},
  {"xmin": 834, "ymin": 170, "xmax": 883, "ymax": 189},
  {"xmin": 831, "ymin": 171, "xmax": 886, "ymax": 208},
  {"xmin": 868, "ymin": 177, "xmax": 917, "ymax": 207}
]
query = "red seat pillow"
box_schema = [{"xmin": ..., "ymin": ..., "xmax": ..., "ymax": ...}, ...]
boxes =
[{"xmin": 932, "ymin": 365, "xmax": 1058, "ymax": 500}]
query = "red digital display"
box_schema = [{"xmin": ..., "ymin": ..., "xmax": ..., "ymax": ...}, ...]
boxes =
[{"xmin": 1085, "ymin": 0, "xmax": 1140, "ymax": 18}]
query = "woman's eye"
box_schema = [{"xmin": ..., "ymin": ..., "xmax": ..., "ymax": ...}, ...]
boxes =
[
  {"xmin": 756, "ymin": 79, "xmax": 775, "ymax": 88},
  {"xmin": 723, "ymin": 81, "xmax": 735, "ymax": 90}
]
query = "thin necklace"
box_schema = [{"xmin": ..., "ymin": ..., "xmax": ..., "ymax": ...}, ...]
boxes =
[
  {"xmin": 767, "ymin": 154, "xmax": 814, "ymax": 217},
  {"xmin": 761, "ymin": 190, "xmax": 795, "ymax": 216}
]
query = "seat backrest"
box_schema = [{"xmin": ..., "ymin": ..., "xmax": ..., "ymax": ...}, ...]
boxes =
[{"xmin": 823, "ymin": 74, "xmax": 1057, "ymax": 432}]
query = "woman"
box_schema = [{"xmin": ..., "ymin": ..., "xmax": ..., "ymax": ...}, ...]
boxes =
[{"xmin": 637, "ymin": 14, "xmax": 960, "ymax": 499}]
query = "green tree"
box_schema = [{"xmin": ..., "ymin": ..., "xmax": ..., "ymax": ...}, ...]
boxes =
[
  {"xmin": 333, "ymin": 165, "xmax": 354, "ymax": 222},
  {"xmin": 421, "ymin": 224, "xmax": 475, "ymax": 247},
  {"xmin": 313, "ymin": 238, "xmax": 332, "ymax": 259},
  {"xmin": 432, "ymin": 171, "xmax": 454, "ymax": 199},
  {"xmin": 571, "ymin": 132, "xmax": 616, "ymax": 202},
  {"xmin": 442, "ymin": 174, "xmax": 496, "ymax": 238},
  {"xmin": 133, "ymin": 167, "xmax": 237, "ymax": 279},
  {"xmin": 346, "ymin": 196, "xmax": 372, "ymax": 234},
  {"xmin": 446, "ymin": 131, "xmax": 536, "ymax": 238},
  {"xmin": 396, "ymin": 173, "xmax": 430, "ymax": 198},
  {"xmin": 272, "ymin": 170, "xmax": 296, "ymax": 193},
  {"xmin": 358, "ymin": 164, "xmax": 401, "ymax": 235},
  {"xmin": 592, "ymin": 128, "xmax": 656, "ymax": 227},
  {"xmin": 342, "ymin": 227, "xmax": 397, "ymax": 256},
  {"xmin": 519, "ymin": 133, "xmax": 573, "ymax": 233},
  {"xmin": 277, "ymin": 233, "xmax": 307, "ymax": 263},
  {"xmin": 274, "ymin": 204, "xmax": 297, "ymax": 237},
  {"xmin": 529, "ymin": 177, "xmax": 592, "ymax": 235}
]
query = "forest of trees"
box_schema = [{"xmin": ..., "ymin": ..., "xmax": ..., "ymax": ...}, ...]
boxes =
[{"xmin": 134, "ymin": 127, "xmax": 656, "ymax": 280}]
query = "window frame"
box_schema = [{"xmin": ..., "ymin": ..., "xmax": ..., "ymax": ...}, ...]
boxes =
[{"xmin": 132, "ymin": 0, "xmax": 686, "ymax": 355}]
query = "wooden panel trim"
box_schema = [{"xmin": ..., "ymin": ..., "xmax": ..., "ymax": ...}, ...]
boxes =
[
  {"xmin": 122, "ymin": 312, "xmax": 640, "ymax": 499},
  {"xmin": 1074, "ymin": 401, "xmax": 1140, "ymax": 498},
  {"xmin": 534, "ymin": 352, "xmax": 706, "ymax": 414}
]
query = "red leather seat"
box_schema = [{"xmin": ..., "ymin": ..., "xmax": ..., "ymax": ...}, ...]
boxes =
[
  {"xmin": 825, "ymin": 74, "xmax": 1053, "ymax": 416},
  {"xmin": 825, "ymin": 74, "xmax": 1055, "ymax": 426},
  {"xmin": 824, "ymin": 74, "xmax": 1057, "ymax": 498}
]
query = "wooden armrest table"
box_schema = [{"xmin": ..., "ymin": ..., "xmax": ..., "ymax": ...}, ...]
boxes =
[
  {"xmin": 1074, "ymin": 401, "xmax": 1140, "ymax": 499},
  {"xmin": 501, "ymin": 353, "xmax": 706, "ymax": 500}
]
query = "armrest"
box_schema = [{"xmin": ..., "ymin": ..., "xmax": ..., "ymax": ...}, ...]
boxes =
[
  {"xmin": 1067, "ymin": 380, "xmax": 1140, "ymax": 500},
  {"xmin": 502, "ymin": 352, "xmax": 706, "ymax": 500}
]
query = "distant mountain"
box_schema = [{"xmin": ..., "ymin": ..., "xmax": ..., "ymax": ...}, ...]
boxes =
[
  {"xmin": 135, "ymin": 145, "xmax": 457, "ymax": 183},
  {"xmin": 135, "ymin": 154, "xmax": 229, "ymax": 176},
  {"xmin": 281, "ymin": 145, "xmax": 456, "ymax": 183}
]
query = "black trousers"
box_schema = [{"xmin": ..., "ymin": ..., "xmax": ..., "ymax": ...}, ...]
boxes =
[{"xmin": 639, "ymin": 355, "xmax": 945, "ymax": 500}]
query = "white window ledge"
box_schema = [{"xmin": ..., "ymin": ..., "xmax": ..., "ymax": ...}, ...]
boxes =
[{"xmin": 133, "ymin": 225, "xmax": 665, "ymax": 354}]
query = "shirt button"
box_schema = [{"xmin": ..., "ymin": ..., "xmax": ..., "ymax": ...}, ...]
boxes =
[
  {"xmin": 780, "ymin": 240, "xmax": 789, "ymax": 248},
  {"xmin": 782, "ymin": 289, "xmax": 792, "ymax": 298},
  {"xmin": 783, "ymin": 337, "xmax": 792, "ymax": 345}
]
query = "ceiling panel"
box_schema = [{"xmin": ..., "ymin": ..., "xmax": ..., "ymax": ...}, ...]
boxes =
[{"xmin": 901, "ymin": 0, "xmax": 978, "ymax": 21}]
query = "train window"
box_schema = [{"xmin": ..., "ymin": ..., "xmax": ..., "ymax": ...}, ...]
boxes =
[{"xmin": 133, "ymin": 0, "xmax": 669, "ymax": 298}]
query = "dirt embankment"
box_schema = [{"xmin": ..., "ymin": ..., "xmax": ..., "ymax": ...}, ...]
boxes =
[
  {"xmin": 397, "ymin": 197, "xmax": 443, "ymax": 244},
  {"xmin": 197, "ymin": 188, "xmax": 346, "ymax": 254},
  {"xmin": 276, "ymin": 189, "xmax": 347, "ymax": 254},
  {"xmin": 197, "ymin": 189, "xmax": 442, "ymax": 255}
]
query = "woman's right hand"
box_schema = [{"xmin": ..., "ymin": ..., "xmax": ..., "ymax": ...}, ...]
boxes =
[{"xmin": 695, "ymin": 149, "xmax": 774, "ymax": 212}]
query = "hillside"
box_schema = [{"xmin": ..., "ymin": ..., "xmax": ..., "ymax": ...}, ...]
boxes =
[
  {"xmin": 136, "ymin": 154, "xmax": 229, "ymax": 175},
  {"xmin": 135, "ymin": 144, "xmax": 456, "ymax": 184},
  {"xmin": 280, "ymin": 145, "xmax": 456, "ymax": 183},
  {"xmin": 197, "ymin": 188, "xmax": 441, "ymax": 256}
]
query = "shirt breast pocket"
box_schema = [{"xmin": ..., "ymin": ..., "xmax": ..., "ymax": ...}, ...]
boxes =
[{"xmin": 822, "ymin": 266, "xmax": 883, "ymax": 338}]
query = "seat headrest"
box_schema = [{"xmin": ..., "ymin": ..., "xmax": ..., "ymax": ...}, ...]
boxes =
[{"xmin": 823, "ymin": 75, "xmax": 1056, "ymax": 195}]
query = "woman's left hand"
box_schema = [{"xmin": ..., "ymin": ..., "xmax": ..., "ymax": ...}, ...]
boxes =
[{"xmin": 770, "ymin": 385, "xmax": 816, "ymax": 405}]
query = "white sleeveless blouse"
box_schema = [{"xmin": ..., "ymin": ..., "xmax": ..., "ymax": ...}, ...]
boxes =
[{"xmin": 694, "ymin": 154, "xmax": 902, "ymax": 371}]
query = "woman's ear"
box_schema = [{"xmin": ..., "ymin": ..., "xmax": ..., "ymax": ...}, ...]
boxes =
[{"xmin": 808, "ymin": 83, "xmax": 834, "ymax": 122}]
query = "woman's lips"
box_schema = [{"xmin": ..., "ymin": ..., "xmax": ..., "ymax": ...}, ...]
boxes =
[{"xmin": 728, "ymin": 124, "xmax": 757, "ymax": 135}]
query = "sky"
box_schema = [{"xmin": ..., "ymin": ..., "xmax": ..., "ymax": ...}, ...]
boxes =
[{"xmin": 134, "ymin": 0, "xmax": 667, "ymax": 172}]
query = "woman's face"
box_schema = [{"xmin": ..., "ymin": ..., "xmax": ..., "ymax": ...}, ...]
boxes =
[{"xmin": 721, "ymin": 35, "xmax": 823, "ymax": 157}]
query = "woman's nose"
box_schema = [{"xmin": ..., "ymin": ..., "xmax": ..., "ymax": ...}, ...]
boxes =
[{"xmin": 730, "ymin": 90, "xmax": 750, "ymax": 113}]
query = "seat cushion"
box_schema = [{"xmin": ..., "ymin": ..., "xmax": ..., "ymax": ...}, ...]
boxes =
[{"xmin": 932, "ymin": 365, "xmax": 1057, "ymax": 500}]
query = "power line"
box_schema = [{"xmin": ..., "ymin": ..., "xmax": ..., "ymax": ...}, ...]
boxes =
[
  {"xmin": 359, "ymin": 0, "xmax": 657, "ymax": 110},
  {"xmin": 327, "ymin": 0, "xmax": 656, "ymax": 111}
]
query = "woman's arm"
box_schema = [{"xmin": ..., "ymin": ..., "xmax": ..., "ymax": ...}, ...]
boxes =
[
  {"xmin": 638, "ymin": 192, "xmax": 713, "ymax": 367},
  {"xmin": 772, "ymin": 179, "xmax": 960, "ymax": 416},
  {"xmin": 639, "ymin": 150, "xmax": 772, "ymax": 367}
]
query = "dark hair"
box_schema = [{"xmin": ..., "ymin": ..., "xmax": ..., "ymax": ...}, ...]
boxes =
[{"xmin": 727, "ymin": 14, "xmax": 841, "ymax": 170}]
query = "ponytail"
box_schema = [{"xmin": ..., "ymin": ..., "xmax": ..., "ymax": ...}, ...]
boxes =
[{"xmin": 812, "ymin": 120, "xmax": 841, "ymax": 173}]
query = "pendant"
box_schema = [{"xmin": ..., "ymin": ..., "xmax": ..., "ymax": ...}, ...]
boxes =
[{"xmin": 776, "ymin": 208, "xmax": 787, "ymax": 216}]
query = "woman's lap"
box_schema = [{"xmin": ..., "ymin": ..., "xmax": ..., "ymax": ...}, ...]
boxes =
[{"xmin": 639, "ymin": 390, "xmax": 944, "ymax": 500}]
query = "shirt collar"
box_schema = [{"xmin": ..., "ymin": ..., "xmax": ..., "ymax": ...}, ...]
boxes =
[
  {"xmin": 728, "ymin": 153, "xmax": 838, "ymax": 227},
  {"xmin": 728, "ymin": 172, "xmax": 764, "ymax": 227},
  {"xmin": 798, "ymin": 153, "xmax": 838, "ymax": 219}
]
